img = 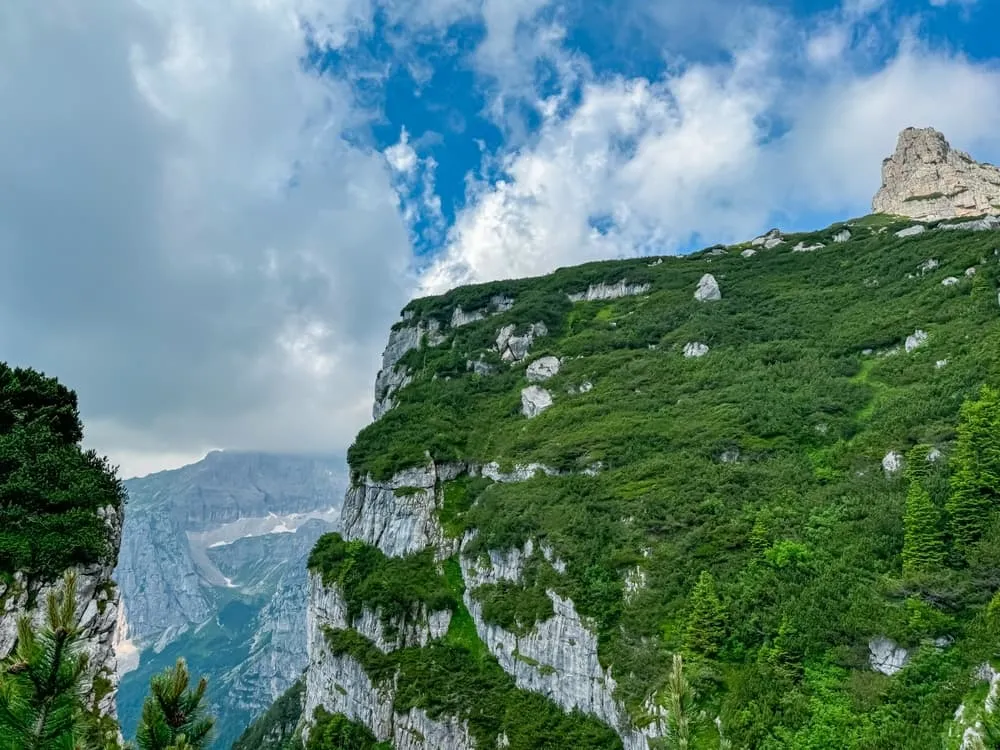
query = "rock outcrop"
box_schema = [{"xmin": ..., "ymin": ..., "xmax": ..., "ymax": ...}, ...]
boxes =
[
  {"xmin": 695, "ymin": 273, "xmax": 721, "ymax": 302},
  {"xmin": 873, "ymin": 127, "xmax": 1000, "ymax": 220},
  {"xmin": 0, "ymin": 503, "xmax": 124, "ymax": 721}
]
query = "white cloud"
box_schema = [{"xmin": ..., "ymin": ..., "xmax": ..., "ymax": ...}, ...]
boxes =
[
  {"xmin": 0, "ymin": 0, "xmax": 414, "ymax": 478},
  {"xmin": 385, "ymin": 127, "xmax": 419, "ymax": 174},
  {"xmin": 421, "ymin": 14, "xmax": 1000, "ymax": 293}
]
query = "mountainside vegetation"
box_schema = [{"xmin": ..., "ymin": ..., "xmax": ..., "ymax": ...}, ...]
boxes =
[
  {"xmin": 0, "ymin": 364, "xmax": 125, "ymax": 580},
  {"xmin": 309, "ymin": 213, "xmax": 1000, "ymax": 749}
]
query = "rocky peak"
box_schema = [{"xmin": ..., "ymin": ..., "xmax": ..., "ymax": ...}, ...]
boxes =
[{"xmin": 872, "ymin": 127, "xmax": 1000, "ymax": 220}]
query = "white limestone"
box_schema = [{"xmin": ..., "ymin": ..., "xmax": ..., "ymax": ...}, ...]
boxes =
[
  {"xmin": 683, "ymin": 342, "xmax": 709, "ymax": 358},
  {"xmin": 496, "ymin": 322, "xmax": 549, "ymax": 363},
  {"xmin": 869, "ymin": 636, "xmax": 909, "ymax": 676},
  {"xmin": 521, "ymin": 385, "xmax": 554, "ymax": 418},
  {"xmin": 695, "ymin": 274, "xmax": 721, "ymax": 302},
  {"xmin": 833, "ymin": 229, "xmax": 852, "ymax": 243},
  {"xmin": 882, "ymin": 451, "xmax": 904, "ymax": 476},
  {"xmin": 341, "ymin": 462, "xmax": 466, "ymax": 558},
  {"xmin": 905, "ymin": 329, "xmax": 928, "ymax": 352},
  {"xmin": 895, "ymin": 225, "xmax": 926, "ymax": 238},
  {"xmin": 873, "ymin": 127, "xmax": 1000, "ymax": 220},
  {"xmin": 740, "ymin": 248, "xmax": 756, "ymax": 258},
  {"xmin": 526, "ymin": 356, "xmax": 561, "ymax": 382},
  {"xmin": 792, "ymin": 241, "xmax": 825, "ymax": 253},
  {"xmin": 939, "ymin": 215, "xmax": 1000, "ymax": 232},
  {"xmin": 942, "ymin": 277, "xmax": 960, "ymax": 286},
  {"xmin": 568, "ymin": 281, "xmax": 651, "ymax": 302}
]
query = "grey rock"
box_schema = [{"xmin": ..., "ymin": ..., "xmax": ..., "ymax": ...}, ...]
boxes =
[
  {"xmin": 905, "ymin": 329, "xmax": 928, "ymax": 352},
  {"xmin": 751, "ymin": 228, "xmax": 781, "ymax": 246},
  {"xmin": 919, "ymin": 258, "xmax": 940, "ymax": 274},
  {"xmin": 683, "ymin": 342, "xmax": 709, "ymax": 358},
  {"xmin": 868, "ymin": 636, "xmax": 909, "ymax": 676},
  {"xmin": 936, "ymin": 359, "xmax": 949, "ymax": 369},
  {"xmin": 966, "ymin": 266, "xmax": 978, "ymax": 277},
  {"xmin": 938, "ymin": 215, "xmax": 1000, "ymax": 232},
  {"xmin": 764, "ymin": 237, "xmax": 783, "ymax": 249},
  {"xmin": 526, "ymin": 356, "xmax": 561, "ymax": 382},
  {"xmin": 873, "ymin": 127, "xmax": 1000, "ymax": 220},
  {"xmin": 450, "ymin": 306, "xmax": 484, "ymax": 327},
  {"xmin": 521, "ymin": 385, "xmax": 554, "ymax": 418},
  {"xmin": 882, "ymin": 451, "xmax": 904, "ymax": 476},
  {"xmin": 833, "ymin": 229, "xmax": 852, "ymax": 243},
  {"xmin": 373, "ymin": 319, "xmax": 444, "ymax": 418},
  {"xmin": 496, "ymin": 322, "xmax": 548, "ymax": 363},
  {"xmin": 896, "ymin": 225, "xmax": 927, "ymax": 238},
  {"xmin": 942, "ymin": 277, "xmax": 960, "ymax": 286},
  {"xmin": 567, "ymin": 281, "xmax": 650, "ymax": 302},
  {"xmin": 467, "ymin": 357, "xmax": 496, "ymax": 376},
  {"xmin": 792, "ymin": 241, "xmax": 825, "ymax": 253},
  {"xmin": 740, "ymin": 248, "xmax": 757, "ymax": 258},
  {"xmin": 1, "ymin": 503, "xmax": 123, "ymax": 723},
  {"xmin": 695, "ymin": 273, "xmax": 721, "ymax": 302}
]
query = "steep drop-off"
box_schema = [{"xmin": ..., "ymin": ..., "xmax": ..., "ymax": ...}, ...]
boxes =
[
  {"xmin": 115, "ymin": 450, "xmax": 347, "ymax": 748},
  {"xmin": 293, "ymin": 208, "xmax": 1000, "ymax": 749}
]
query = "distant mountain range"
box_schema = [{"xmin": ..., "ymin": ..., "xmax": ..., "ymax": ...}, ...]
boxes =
[{"xmin": 114, "ymin": 450, "xmax": 348, "ymax": 748}]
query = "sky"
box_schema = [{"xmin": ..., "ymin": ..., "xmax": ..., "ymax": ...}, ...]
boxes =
[{"xmin": 2, "ymin": 0, "xmax": 1000, "ymax": 479}]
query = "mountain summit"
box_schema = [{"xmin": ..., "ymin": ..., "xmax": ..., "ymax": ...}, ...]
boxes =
[{"xmin": 873, "ymin": 126, "xmax": 1000, "ymax": 220}]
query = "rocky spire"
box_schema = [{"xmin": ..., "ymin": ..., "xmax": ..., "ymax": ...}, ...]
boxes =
[{"xmin": 872, "ymin": 127, "xmax": 1000, "ymax": 221}]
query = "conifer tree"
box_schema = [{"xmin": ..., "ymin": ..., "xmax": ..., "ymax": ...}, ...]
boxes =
[
  {"xmin": 947, "ymin": 386, "xmax": 1000, "ymax": 559},
  {"xmin": 684, "ymin": 571, "xmax": 726, "ymax": 657},
  {"xmin": 665, "ymin": 653, "xmax": 696, "ymax": 750},
  {"xmin": 902, "ymin": 482, "xmax": 945, "ymax": 577},
  {"xmin": 0, "ymin": 571, "xmax": 107, "ymax": 750},
  {"xmin": 133, "ymin": 660, "xmax": 213, "ymax": 750}
]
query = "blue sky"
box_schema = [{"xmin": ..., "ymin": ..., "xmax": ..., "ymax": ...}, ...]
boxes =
[{"xmin": 1, "ymin": 0, "xmax": 1000, "ymax": 476}]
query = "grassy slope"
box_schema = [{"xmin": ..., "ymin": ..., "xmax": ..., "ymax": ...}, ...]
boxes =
[{"xmin": 314, "ymin": 215, "xmax": 1000, "ymax": 749}]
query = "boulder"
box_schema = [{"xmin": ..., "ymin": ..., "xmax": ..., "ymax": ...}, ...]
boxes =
[
  {"xmin": 521, "ymin": 386, "xmax": 553, "ymax": 418},
  {"xmin": 683, "ymin": 342, "xmax": 709, "ymax": 358},
  {"xmin": 526, "ymin": 356, "xmax": 560, "ymax": 382},
  {"xmin": 694, "ymin": 274, "xmax": 721, "ymax": 302}
]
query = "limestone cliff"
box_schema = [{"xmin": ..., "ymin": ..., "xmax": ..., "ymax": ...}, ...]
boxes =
[
  {"xmin": 872, "ymin": 126, "xmax": 1000, "ymax": 220},
  {"xmin": 296, "ymin": 202, "xmax": 1000, "ymax": 749},
  {"xmin": 0, "ymin": 503, "xmax": 124, "ymax": 721}
]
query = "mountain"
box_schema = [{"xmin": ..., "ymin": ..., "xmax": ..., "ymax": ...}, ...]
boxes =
[
  {"xmin": 114, "ymin": 450, "xmax": 347, "ymax": 748},
  {"xmin": 873, "ymin": 127, "xmax": 1000, "ymax": 221},
  {"xmin": 269, "ymin": 130, "xmax": 1000, "ymax": 749}
]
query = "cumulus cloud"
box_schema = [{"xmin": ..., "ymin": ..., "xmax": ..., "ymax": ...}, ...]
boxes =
[
  {"xmin": 420, "ymin": 6, "xmax": 1000, "ymax": 293},
  {"xmin": 0, "ymin": 0, "xmax": 414, "ymax": 477}
]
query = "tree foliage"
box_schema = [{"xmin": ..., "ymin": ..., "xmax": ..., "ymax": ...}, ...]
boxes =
[
  {"xmin": 0, "ymin": 363, "xmax": 125, "ymax": 579},
  {"xmin": 901, "ymin": 482, "xmax": 944, "ymax": 578},
  {"xmin": 0, "ymin": 572, "xmax": 111, "ymax": 750},
  {"xmin": 133, "ymin": 660, "xmax": 213, "ymax": 750},
  {"xmin": 946, "ymin": 386, "xmax": 1000, "ymax": 558},
  {"xmin": 684, "ymin": 572, "xmax": 726, "ymax": 658}
]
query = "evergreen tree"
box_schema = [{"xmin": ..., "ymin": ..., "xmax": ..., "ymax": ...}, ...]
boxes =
[
  {"xmin": 665, "ymin": 653, "xmax": 696, "ymax": 750},
  {"xmin": 0, "ymin": 571, "xmax": 107, "ymax": 750},
  {"xmin": 947, "ymin": 386, "xmax": 1000, "ymax": 559},
  {"xmin": 133, "ymin": 660, "xmax": 213, "ymax": 750},
  {"xmin": 684, "ymin": 571, "xmax": 726, "ymax": 657},
  {"xmin": 902, "ymin": 481, "xmax": 945, "ymax": 577}
]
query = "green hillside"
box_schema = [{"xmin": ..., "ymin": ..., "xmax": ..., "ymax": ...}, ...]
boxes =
[{"xmin": 302, "ymin": 213, "xmax": 1000, "ymax": 749}]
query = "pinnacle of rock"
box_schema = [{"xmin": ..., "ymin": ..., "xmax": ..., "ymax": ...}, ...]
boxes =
[{"xmin": 872, "ymin": 127, "xmax": 1000, "ymax": 221}]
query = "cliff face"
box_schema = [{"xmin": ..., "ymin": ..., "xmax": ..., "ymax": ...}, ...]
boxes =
[
  {"xmin": 873, "ymin": 126, "xmax": 1000, "ymax": 220},
  {"xmin": 114, "ymin": 450, "xmax": 347, "ymax": 748},
  {"xmin": 0, "ymin": 502, "xmax": 124, "ymax": 720},
  {"xmin": 297, "ymin": 205, "xmax": 1000, "ymax": 749}
]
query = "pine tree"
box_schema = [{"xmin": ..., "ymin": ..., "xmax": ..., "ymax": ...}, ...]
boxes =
[
  {"xmin": 947, "ymin": 386, "xmax": 1000, "ymax": 559},
  {"xmin": 902, "ymin": 481, "xmax": 945, "ymax": 577},
  {"xmin": 684, "ymin": 571, "xmax": 726, "ymax": 657},
  {"xmin": 133, "ymin": 660, "xmax": 213, "ymax": 750},
  {"xmin": 0, "ymin": 571, "xmax": 107, "ymax": 750},
  {"xmin": 665, "ymin": 653, "xmax": 696, "ymax": 750}
]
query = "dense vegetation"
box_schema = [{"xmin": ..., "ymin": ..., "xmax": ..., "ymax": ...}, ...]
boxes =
[
  {"xmin": 0, "ymin": 364, "xmax": 125, "ymax": 580},
  {"xmin": 232, "ymin": 681, "xmax": 305, "ymax": 750},
  {"xmin": 319, "ymin": 215, "xmax": 1000, "ymax": 748}
]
